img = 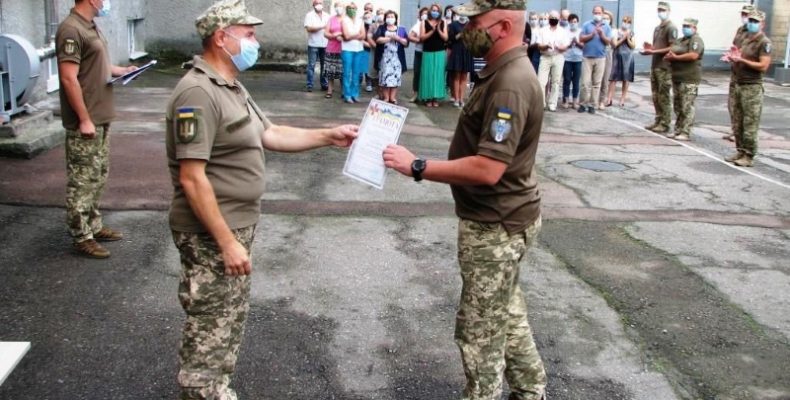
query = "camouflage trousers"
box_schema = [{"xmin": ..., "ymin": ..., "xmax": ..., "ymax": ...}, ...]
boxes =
[
  {"xmin": 65, "ymin": 126, "xmax": 110, "ymax": 243},
  {"xmin": 727, "ymin": 79, "xmax": 737, "ymax": 135},
  {"xmin": 650, "ymin": 68, "xmax": 672, "ymax": 128},
  {"xmin": 455, "ymin": 217, "xmax": 546, "ymax": 400},
  {"xmin": 172, "ymin": 225, "xmax": 256, "ymax": 400},
  {"xmin": 672, "ymin": 81, "xmax": 699, "ymax": 136},
  {"xmin": 731, "ymin": 83, "xmax": 764, "ymax": 157}
]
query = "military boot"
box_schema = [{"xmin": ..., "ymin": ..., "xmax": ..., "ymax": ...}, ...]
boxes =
[
  {"xmin": 733, "ymin": 155, "xmax": 754, "ymax": 167},
  {"xmin": 74, "ymin": 239, "xmax": 110, "ymax": 259},
  {"xmin": 649, "ymin": 125, "xmax": 669, "ymax": 134},
  {"xmin": 722, "ymin": 134, "xmax": 735, "ymax": 142},
  {"xmin": 94, "ymin": 227, "xmax": 123, "ymax": 242},
  {"xmin": 724, "ymin": 151, "xmax": 744, "ymax": 162},
  {"xmin": 645, "ymin": 122, "xmax": 658, "ymax": 130},
  {"xmin": 674, "ymin": 133, "xmax": 690, "ymax": 141}
]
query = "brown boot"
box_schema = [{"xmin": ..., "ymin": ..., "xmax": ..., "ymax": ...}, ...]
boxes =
[
  {"xmin": 74, "ymin": 239, "xmax": 110, "ymax": 259},
  {"xmin": 94, "ymin": 227, "xmax": 123, "ymax": 242},
  {"xmin": 724, "ymin": 151, "xmax": 744, "ymax": 162},
  {"xmin": 733, "ymin": 155, "xmax": 754, "ymax": 167}
]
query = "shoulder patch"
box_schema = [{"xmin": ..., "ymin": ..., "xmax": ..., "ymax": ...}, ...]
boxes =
[
  {"xmin": 765, "ymin": 42, "xmax": 772, "ymax": 54},
  {"xmin": 671, "ymin": 28, "xmax": 677, "ymax": 39},
  {"xmin": 692, "ymin": 42, "xmax": 698, "ymax": 51},
  {"xmin": 64, "ymin": 38, "xmax": 77, "ymax": 56},
  {"xmin": 175, "ymin": 107, "xmax": 200, "ymax": 144},
  {"xmin": 491, "ymin": 107, "xmax": 513, "ymax": 143}
]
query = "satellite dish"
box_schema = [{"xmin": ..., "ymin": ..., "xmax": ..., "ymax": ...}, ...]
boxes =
[{"xmin": 0, "ymin": 34, "xmax": 41, "ymax": 117}]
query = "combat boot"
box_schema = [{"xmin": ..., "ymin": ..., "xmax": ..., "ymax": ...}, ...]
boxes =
[
  {"xmin": 649, "ymin": 125, "xmax": 669, "ymax": 134},
  {"xmin": 94, "ymin": 227, "xmax": 123, "ymax": 242},
  {"xmin": 645, "ymin": 122, "xmax": 658, "ymax": 130},
  {"xmin": 733, "ymin": 155, "xmax": 753, "ymax": 167},
  {"xmin": 724, "ymin": 151, "xmax": 744, "ymax": 162},
  {"xmin": 674, "ymin": 133, "xmax": 690, "ymax": 141},
  {"xmin": 722, "ymin": 134, "xmax": 735, "ymax": 142},
  {"xmin": 74, "ymin": 239, "xmax": 110, "ymax": 259}
]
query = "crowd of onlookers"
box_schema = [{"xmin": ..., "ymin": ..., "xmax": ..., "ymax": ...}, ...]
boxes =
[{"xmin": 305, "ymin": 2, "xmax": 637, "ymax": 110}]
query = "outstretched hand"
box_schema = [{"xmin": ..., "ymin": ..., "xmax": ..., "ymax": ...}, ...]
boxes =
[
  {"xmin": 382, "ymin": 144, "xmax": 416, "ymax": 176},
  {"xmin": 328, "ymin": 124, "xmax": 359, "ymax": 147}
]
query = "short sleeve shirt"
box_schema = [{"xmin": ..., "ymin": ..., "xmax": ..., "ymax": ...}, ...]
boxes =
[
  {"xmin": 735, "ymin": 33, "xmax": 772, "ymax": 84},
  {"xmin": 166, "ymin": 56, "xmax": 273, "ymax": 232},
  {"xmin": 581, "ymin": 20, "xmax": 612, "ymax": 58},
  {"xmin": 670, "ymin": 33, "xmax": 704, "ymax": 83},
  {"xmin": 448, "ymin": 46, "xmax": 544, "ymax": 234},
  {"xmin": 652, "ymin": 20, "xmax": 677, "ymax": 70},
  {"xmin": 537, "ymin": 26, "xmax": 570, "ymax": 55},
  {"xmin": 410, "ymin": 21, "xmax": 424, "ymax": 52},
  {"xmin": 304, "ymin": 10, "xmax": 330, "ymax": 48},
  {"xmin": 55, "ymin": 8, "xmax": 115, "ymax": 130}
]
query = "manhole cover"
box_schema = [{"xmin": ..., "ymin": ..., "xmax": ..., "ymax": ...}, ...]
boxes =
[{"xmin": 571, "ymin": 160, "xmax": 628, "ymax": 172}]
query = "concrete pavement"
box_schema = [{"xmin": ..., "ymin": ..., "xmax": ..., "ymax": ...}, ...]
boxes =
[{"xmin": 0, "ymin": 66, "xmax": 789, "ymax": 400}]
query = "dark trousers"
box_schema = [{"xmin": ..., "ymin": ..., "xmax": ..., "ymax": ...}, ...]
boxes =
[
  {"xmin": 562, "ymin": 60, "xmax": 582, "ymax": 100},
  {"xmin": 412, "ymin": 51, "xmax": 423, "ymax": 93},
  {"xmin": 307, "ymin": 46, "xmax": 328, "ymax": 89}
]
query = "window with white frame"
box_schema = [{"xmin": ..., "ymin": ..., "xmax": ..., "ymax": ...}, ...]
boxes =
[{"xmin": 127, "ymin": 18, "xmax": 147, "ymax": 60}]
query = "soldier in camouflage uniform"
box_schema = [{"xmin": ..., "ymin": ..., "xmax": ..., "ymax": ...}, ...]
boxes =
[
  {"xmin": 724, "ymin": 9, "xmax": 772, "ymax": 167},
  {"xmin": 56, "ymin": 0, "xmax": 137, "ymax": 258},
  {"xmin": 723, "ymin": 4, "xmax": 755, "ymax": 142},
  {"xmin": 167, "ymin": 1, "xmax": 357, "ymax": 398},
  {"xmin": 665, "ymin": 18, "xmax": 704, "ymax": 141},
  {"xmin": 640, "ymin": 1, "xmax": 677, "ymax": 134},
  {"xmin": 384, "ymin": 1, "xmax": 547, "ymax": 399}
]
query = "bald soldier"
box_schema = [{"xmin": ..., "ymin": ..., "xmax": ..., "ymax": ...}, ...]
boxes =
[
  {"xmin": 384, "ymin": 0, "xmax": 547, "ymax": 399},
  {"xmin": 166, "ymin": 1, "xmax": 357, "ymax": 398}
]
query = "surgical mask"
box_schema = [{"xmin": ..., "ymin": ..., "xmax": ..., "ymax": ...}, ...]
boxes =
[
  {"xmin": 347, "ymin": 8, "xmax": 357, "ymax": 18},
  {"xmin": 460, "ymin": 20, "xmax": 501, "ymax": 57},
  {"xmin": 430, "ymin": 11, "xmax": 440, "ymax": 19},
  {"xmin": 420, "ymin": 14, "xmax": 428, "ymax": 21},
  {"xmin": 570, "ymin": 22, "xmax": 579, "ymax": 31},
  {"xmin": 335, "ymin": 7, "xmax": 343, "ymax": 15},
  {"xmin": 559, "ymin": 20, "xmax": 568, "ymax": 27},
  {"xmin": 314, "ymin": 4, "xmax": 323, "ymax": 12},
  {"xmin": 539, "ymin": 19, "xmax": 548, "ymax": 27},
  {"xmin": 458, "ymin": 16, "xmax": 469, "ymax": 24},
  {"xmin": 364, "ymin": 17, "xmax": 373, "ymax": 24},
  {"xmin": 621, "ymin": 23, "xmax": 631, "ymax": 30},
  {"xmin": 682, "ymin": 27, "xmax": 694, "ymax": 37},
  {"xmin": 386, "ymin": 17, "xmax": 396, "ymax": 25},
  {"xmin": 223, "ymin": 32, "xmax": 260, "ymax": 72},
  {"xmin": 602, "ymin": 18, "xmax": 610, "ymax": 26},
  {"xmin": 95, "ymin": 0, "xmax": 111, "ymax": 17},
  {"xmin": 658, "ymin": 11, "xmax": 668, "ymax": 20},
  {"xmin": 376, "ymin": 14, "xmax": 384, "ymax": 22},
  {"xmin": 746, "ymin": 21, "xmax": 760, "ymax": 33},
  {"xmin": 446, "ymin": 10, "xmax": 453, "ymax": 18},
  {"xmin": 593, "ymin": 14, "xmax": 602, "ymax": 22},
  {"xmin": 529, "ymin": 18, "xmax": 538, "ymax": 27}
]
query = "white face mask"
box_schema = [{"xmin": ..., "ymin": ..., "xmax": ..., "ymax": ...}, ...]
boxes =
[
  {"xmin": 335, "ymin": 7, "xmax": 343, "ymax": 16},
  {"xmin": 386, "ymin": 17, "xmax": 396, "ymax": 25},
  {"xmin": 314, "ymin": 4, "xmax": 323, "ymax": 12},
  {"xmin": 420, "ymin": 14, "xmax": 428, "ymax": 21},
  {"xmin": 658, "ymin": 11, "xmax": 668, "ymax": 20}
]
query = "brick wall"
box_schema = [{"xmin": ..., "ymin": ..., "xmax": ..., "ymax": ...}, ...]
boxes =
[{"xmin": 769, "ymin": 0, "xmax": 790, "ymax": 64}]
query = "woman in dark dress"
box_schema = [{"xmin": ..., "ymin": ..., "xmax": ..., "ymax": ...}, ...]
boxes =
[
  {"xmin": 607, "ymin": 15, "xmax": 635, "ymax": 107},
  {"xmin": 446, "ymin": 16, "xmax": 473, "ymax": 107}
]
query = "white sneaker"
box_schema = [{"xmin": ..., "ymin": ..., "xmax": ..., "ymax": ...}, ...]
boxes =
[
  {"xmin": 453, "ymin": 101, "xmax": 460, "ymax": 108},
  {"xmin": 365, "ymin": 85, "xmax": 373, "ymax": 92}
]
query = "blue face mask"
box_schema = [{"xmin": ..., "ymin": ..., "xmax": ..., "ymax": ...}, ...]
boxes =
[
  {"xmin": 96, "ymin": 0, "xmax": 111, "ymax": 17},
  {"xmin": 224, "ymin": 32, "xmax": 261, "ymax": 72},
  {"xmin": 430, "ymin": 11, "xmax": 440, "ymax": 19},
  {"xmin": 746, "ymin": 21, "xmax": 760, "ymax": 33},
  {"xmin": 559, "ymin": 20, "xmax": 568, "ymax": 27},
  {"xmin": 682, "ymin": 27, "xmax": 694, "ymax": 37}
]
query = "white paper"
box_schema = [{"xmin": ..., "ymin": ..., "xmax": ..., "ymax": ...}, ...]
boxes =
[
  {"xmin": 108, "ymin": 60, "xmax": 157, "ymax": 85},
  {"xmin": 343, "ymin": 99, "xmax": 409, "ymax": 189}
]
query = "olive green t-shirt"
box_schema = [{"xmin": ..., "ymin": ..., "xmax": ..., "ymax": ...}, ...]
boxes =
[
  {"xmin": 652, "ymin": 19, "xmax": 677, "ymax": 70},
  {"xmin": 447, "ymin": 46, "xmax": 544, "ymax": 235},
  {"xmin": 670, "ymin": 34, "xmax": 704, "ymax": 83},
  {"xmin": 56, "ymin": 8, "xmax": 115, "ymax": 130},
  {"xmin": 734, "ymin": 33, "xmax": 772, "ymax": 84},
  {"xmin": 166, "ymin": 56, "xmax": 273, "ymax": 232}
]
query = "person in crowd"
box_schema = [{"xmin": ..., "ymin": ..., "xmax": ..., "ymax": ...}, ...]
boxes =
[
  {"xmin": 447, "ymin": 13, "xmax": 474, "ymax": 107},
  {"xmin": 341, "ymin": 2, "xmax": 367, "ymax": 103},
  {"xmin": 444, "ymin": 4, "xmax": 456, "ymax": 25},
  {"xmin": 560, "ymin": 9, "xmax": 570, "ymax": 27},
  {"xmin": 606, "ymin": 15, "xmax": 635, "ymax": 107},
  {"xmin": 562, "ymin": 13, "xmax": 583, "ymax": 109},
  {"xmin": 665, "ymin": 17, "xmax": 704, "ymax": 141},
  {"xmin": 323, "ymin": 1, "xmax": 345, "ymax": 99},
  {"xmin": 375, "ymin": 10, "xmax": 409, "ymax": 104},
  {"xmin": 640, "ymin": 1, "xmax": 677, "ymax": 133},
  {"xmin": 578, "ymin": 4, "xmax": 611, "ymax": 113},
  {"xmin": 363, "ymin": 11, "xmax": 378, "ymax": 93},
  {"xmin": 408, "ymin": 7, "xmax": 430, "ymax": 102},
  {"xmin": 723, "ymin": 3, "xmax": 756, "ymax": 142},
  {"xmin": 527, "ymin": 11, "xmax": 540, "ymax": 72},
  {"xmin": 536, "ymin": 9, "xmax": 569, "ymax": 111},
  {"xmin": 304, "ymin": 0, "xmax": 330, "ymax": 92},
  {"xmin": 597, "ymin": 9, "xmax": 616, "ymax": 108},
  {"xmin": 419, "ymin": 3, "xmax": 448, "ymax": 107},
  {"xmin": 723, "ymin": 9, "xmax": 771, "ymax": 167}
]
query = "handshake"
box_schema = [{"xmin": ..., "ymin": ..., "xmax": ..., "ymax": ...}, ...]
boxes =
[{"xmin": 720, "ymin": 45, "xmax": 742, "ymax": 63}]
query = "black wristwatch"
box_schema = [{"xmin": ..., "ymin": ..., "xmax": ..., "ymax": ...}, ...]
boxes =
[{"xmin": 411, "ymin": 158, "xmax": 427, "ymax": 182}]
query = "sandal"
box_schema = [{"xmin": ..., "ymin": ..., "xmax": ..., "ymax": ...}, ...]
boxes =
[{"xmin": 325, "ymin": 93, "xmax": 333, "ymax": 99}]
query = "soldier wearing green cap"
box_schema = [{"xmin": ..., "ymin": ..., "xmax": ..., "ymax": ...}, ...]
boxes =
[
  {"xmin": 723, "ymin": 3, "xmax": 757, "ymax": 142},
  {"xmin": 641, "ymin": 1, "xmax": 677, "ymax": 134},
  {"xmin": 384, "ymin": 1, "xmax": 547, "ymax": 399},
  {"xmin": 724, "ymin": 9, "xmax": 771, "ymax": 167},
  {"xmin": 166, "ymin": 1, "xmax": 358, "ymax": 398},
  {"xmin": 664, "ymin": 17, "xmax": 704, "ymax": 141}
]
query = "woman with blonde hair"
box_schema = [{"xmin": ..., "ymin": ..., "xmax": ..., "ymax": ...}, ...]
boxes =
[
  {"xmin": 598, "ymin": 9, "xmax": 616, "ymax": 108},
  {"xmin": 607, "ymin": 15, "xmax": 635, "ymax": 107}
]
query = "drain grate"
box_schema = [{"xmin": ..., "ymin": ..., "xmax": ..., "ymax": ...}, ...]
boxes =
[{"xmin": 571, "ymin": 160, "xmax": 628, "ymax": 172}]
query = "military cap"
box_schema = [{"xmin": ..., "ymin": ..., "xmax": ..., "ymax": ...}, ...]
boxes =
[
  {"xmin": 741, "ymin": 4, "xmax": 755, "ymax": 13},
  {"xmin": 657, "ymin": 1, "xmax": 670, "ymax": 10},
  {"xmin": 195, "ymin": 0, "xmax": 263, "ymax": 39},
  {"xmin": 747, "ymin": 9, "xmax": 765, "ymax": 22},
  {"xmin": 683, "ymin": 18, "xmax": 698, "ymax": 26},
  {"xmin": 454, "ymin": 0, "xmax": 526, "ymax": 17}
]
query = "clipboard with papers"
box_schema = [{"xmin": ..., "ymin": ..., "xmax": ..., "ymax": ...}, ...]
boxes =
[{"xmin": 108, "ymin": 60, "xmax": 157, "ymax": 85}]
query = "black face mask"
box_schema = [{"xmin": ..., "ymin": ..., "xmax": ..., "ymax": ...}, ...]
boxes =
[{"xmin": 549, "ymin": 18, "xmax": 559, "ymax": 27}]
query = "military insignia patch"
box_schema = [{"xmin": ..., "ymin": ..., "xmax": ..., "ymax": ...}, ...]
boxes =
[
  {"xmin": 176, "ymin": 107, "xmax": 199, "ymax": 143},
  {"xmin": 490, "ymin": 107, "xmax": 513, "ymax": 143},
  {"xmin": 64, "ymin": 39, "xmax": 77, "ymax": 56},
  {"xmin": 765, "ymin": 43, "xmax": 772, "ymax": 54},
  {"xmin": 692, "ymin": 42, "xmax": 698, "ymax": 51},
  {"xmin": 671, "ymin": 29, "xmax": 677, "ymax": 39}
]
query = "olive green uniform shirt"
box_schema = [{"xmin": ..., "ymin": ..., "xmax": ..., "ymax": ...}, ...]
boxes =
[
  {"xmin": 448, "ymin": 46, "xmax": 544, "ymax": 235},
  {"xmin": 670, "ymin": 33, "xmax": 704, "ymax": 83},
  {"xmin": 652, "ymin": 19, "xmax": 677, "ymax": 70},
  {"xmin": 732, "ymin": 25, "xmax": 748, "ymax": 48},
  {"xmin": 166, "ymin": 56, "xmax": 273, "ymax": 232},
  {"xmin": 734, "ymin": 33, "xmax": 772, "ymax": 84},
  {"xmin": 56, "ymin": 8, "xmax": 115, "ymax": 130}
]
